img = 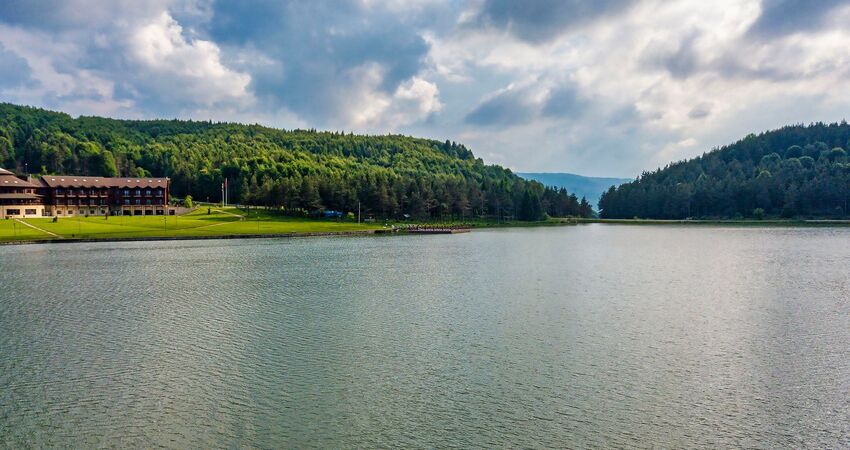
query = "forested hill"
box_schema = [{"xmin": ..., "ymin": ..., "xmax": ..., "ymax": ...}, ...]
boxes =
[
  {"xmin": 599, "ymin": 122, "xmax": 850, "ymax": 219},
  {"xmin": 0, "ymin": 103, "xmax": 592, "ymax": 220}
]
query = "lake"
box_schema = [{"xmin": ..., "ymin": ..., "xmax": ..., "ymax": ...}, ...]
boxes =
[{"xmin": 1, "ymin": 225, "xmax": 849, "ymax": 448}]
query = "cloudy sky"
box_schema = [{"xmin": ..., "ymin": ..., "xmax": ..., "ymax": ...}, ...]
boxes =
[{"xmin": 1, "ymin": 0, "xmax": 849, "ymax": 177}]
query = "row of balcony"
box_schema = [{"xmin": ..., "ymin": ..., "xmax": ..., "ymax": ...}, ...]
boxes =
[
  {"xmin": 55, "ymin": 191, "xmax": 165, "ymax": 197},
  {"xmin": 54, "ymin": 200, "xmax": 165, "ymax": 206}
]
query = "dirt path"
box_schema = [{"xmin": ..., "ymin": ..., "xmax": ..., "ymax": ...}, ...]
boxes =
[
  {"xmin": 193, "ymin": 221, "xmax": 233, "ymax": 230},
  {"xmin": 212, "ymin": 209, "xmax": 245, "ymax": 218},
  {"xmin": 16, "ymin": 219, "xmax": 63, "ymax": 238}
]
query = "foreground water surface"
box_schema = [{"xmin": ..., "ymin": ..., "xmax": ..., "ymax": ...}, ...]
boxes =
[{"xmin": 1, "ymin": 225, "xmax": 849, "ymax": 448}]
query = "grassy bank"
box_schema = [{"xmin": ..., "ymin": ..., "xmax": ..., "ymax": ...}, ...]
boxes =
[
  {"xmin": 0, "ymin": 207, "xmax": 585, "ymax": 244},
  {"xmin": 7, "ymin": 210, "xmax": 847, "ymax": 245},
  {"xmin": 0, "ymin": 208, "xmax": 381, "ymax": 243}
]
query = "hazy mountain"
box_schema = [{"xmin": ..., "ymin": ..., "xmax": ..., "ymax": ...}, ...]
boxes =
[{"xmin": 518, "ymin": 172, "xmax": 631, "ymax": 207}]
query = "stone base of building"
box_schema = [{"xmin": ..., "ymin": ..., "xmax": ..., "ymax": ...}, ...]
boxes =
[
  {"xmin": 46, "ymin": 206, "xmax": 170, "ymax": 217},
  {"xmin": 1, "ymin": 205, "xmax": 48, "ymax": 219},
  {"xmin": 50, "ymin": 206, "xmax": 109, "ymax": 217},
  {"xmin": 115, "ymin": 207, "xmax": 167, "ymax": 216}
]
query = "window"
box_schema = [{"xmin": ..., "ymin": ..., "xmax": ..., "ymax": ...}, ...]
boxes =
[
  {"xmin": 25, "ymin": 209, "xmax": 36, "ymax": 215},
  {"xmin": 124, "ymin": 189, "xmax": 129, "ymax": 196},
  {"xmin": 124, "ymin": 199, "xmax": 130, "ymax": 205},
  {"xmin": 90, "ymin": 209, "xmax": 96, "ymax": 215},
  {"xmin": 146, "ymin": 199, "xmax": 151, "ymax": 205},
  {"xmin": 90, "ymin": 189, "xmax": 96, "ymax": 195},
  {"xmin": 146, "ymin": 189, "xmax": 151, "ymax": 195},
  {"xmin": 135, "ymin": 189, "xmax": 141, "ymax": 196},
  {"xmin": 135, "ymin": 199, "xmax": 141, "ymax": 205},
  {"xmin": 145, "ymin": 210, "xmax": 153, "ymax": 215},
  {"xmin": 7, "ymin": 209, "xmax": 20, "ymax": 215},
  {"xmin": 156, "ymin": 189, "xmax": 163, "ymax": 196},
  {"xmin": 156, "ymin": 209, "xmax": 164, "ymax": 215},
  {"xmin": 57, "ymin": 188, "xmax": 64, "ymax": 195}
]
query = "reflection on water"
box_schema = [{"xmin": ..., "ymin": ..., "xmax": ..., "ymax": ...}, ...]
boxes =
[{"xmin": 1, "ymin": 225, "xmax": 849, "ymax": 447}]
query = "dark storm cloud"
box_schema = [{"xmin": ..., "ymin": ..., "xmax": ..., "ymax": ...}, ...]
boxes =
[
  {"xmin": 640, "ymin": 31, "xmax": 701, "ymax": 79},
  {"xmin": 471, "ymin": 0, "xmax": 634, "ymax": 43},
  {"xmin": 542, "ymin": 85, "xmax": 586, "ymax": 118},
  {"xmin": 688, "ymin": 103, "xmax": 711, "ymax": 119},
  {"xmin": 660, "ymin": 34, "xmax": 700, "ymax": 79},
  {"xmin": 466, "ymin": 82, "xmax": 587, "ymax": 126},
  {"xmin": 464, "ymin": 88, "xmax": 537, "ymax": 126},
  {"xmin": 747, "ymin": 0, "xmax": 847, "ymax": 37},
  {"xmin": 0, "ymin": 44, "xmax": 33, "ymax": 89},
  {"xmin": 205, "ymin": 0, "xmax": 432, "ymax": 123},
  {"xmin": 0, "ymin": 0, "xmax": 68, "ymax": 28},
  {"xmin": 0, "ymin": 1, "xmax": 168, "ymax": 29}
]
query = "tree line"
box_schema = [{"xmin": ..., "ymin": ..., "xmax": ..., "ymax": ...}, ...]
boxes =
[
  {"xmin": 0, "ymin": 103, "xmax": 593, "ymax": 221},
  {"xmin": 599, "ymin": 122, "xmax": 850, "ymax": 219}
]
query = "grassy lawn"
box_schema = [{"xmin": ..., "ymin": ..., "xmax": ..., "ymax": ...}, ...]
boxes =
[
  {"xmin": 1, "ymin": 208, "xmax": 381, "ymax": 243},
  {"xmin": 0, "ymin": 219, "xmax": 55, "ymax": 242},
  {"xmin": 1, "ymin": 207, "xmax": 585, "ymax": 244}
]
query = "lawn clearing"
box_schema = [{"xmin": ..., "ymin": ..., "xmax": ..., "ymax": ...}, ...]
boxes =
[{"xmin": 1, "ymin": 207, "xmax": 381, "ymax": 243}]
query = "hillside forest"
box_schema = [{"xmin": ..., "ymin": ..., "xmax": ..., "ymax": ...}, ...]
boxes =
[
  {"xmin": 600, "ymin": 122, "xmax": 850, "ymax": 219},
  {"xmin": 0, "ymin": 103, "xmax": 593, "ymax": 221}
]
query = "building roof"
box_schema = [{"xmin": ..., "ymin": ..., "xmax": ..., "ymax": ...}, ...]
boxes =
[
  {"xmin": 0, "ymin": 167, "xmax": 13, "ymax": 175},
  {"xmin": 40, "ymin": 176, "xmax": 168, "ymax": 189},
  {"xmin": 0, "ymin": 174, "xmax": 42, "ymax": 188},
  {"xmin": 0, "ymin": 193, "xmax": 43, "ymax": 200}
]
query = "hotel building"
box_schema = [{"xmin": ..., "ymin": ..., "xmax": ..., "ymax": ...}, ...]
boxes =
[
  {"xmin": 0, "ymin": 167, "xmax": 170, "ymax": 219},
  {"xmin": 0, "ymin": 167, "xmax": 46, "ymax": 218}
]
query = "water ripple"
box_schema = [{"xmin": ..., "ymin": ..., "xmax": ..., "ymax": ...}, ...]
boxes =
[{"xmin": 1, "ymin": 228, "xmax": 849, "ymax": 447}]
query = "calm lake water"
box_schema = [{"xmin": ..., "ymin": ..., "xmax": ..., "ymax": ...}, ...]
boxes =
[{"xmin": 1, "ymin": 225, "xmax": 849, "ymax": 448}]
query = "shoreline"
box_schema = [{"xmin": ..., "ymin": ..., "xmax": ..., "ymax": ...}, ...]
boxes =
[
  {"xmin": 577, "ymin": 218, "xmax": 850, "ymax": 226},
  {"xmin": 0, "ymin": 216, "xmax": 580, "ymax": 246},
  {"xmin": 0, "ymin": 229, "xmax": 387, "ymax": 246},
  {"xmin": 8, "ymin": 217, "xmax": 850, "ymax": 246}
]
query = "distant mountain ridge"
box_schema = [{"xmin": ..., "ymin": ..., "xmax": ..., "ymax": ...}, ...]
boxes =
[{"xmin": 518, "ymin": 172, "xmax": 631, "ymax": 207}]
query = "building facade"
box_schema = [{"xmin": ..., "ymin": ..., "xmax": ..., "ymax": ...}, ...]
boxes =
[
  {"xmin": 0, "ymin": 168, "xmax": 170, "ymax": 219},
  {"xmin": 0, "ymin": 168, "xmax": 46, "ymax": 218},
  {"xmin": 41, "ymin": 176, "xmax": 170, "ymax": 216}
]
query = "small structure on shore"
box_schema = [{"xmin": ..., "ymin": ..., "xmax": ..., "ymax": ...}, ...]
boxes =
[{"xmin": 406, "ymin": 225, "xmax": 471, "ymax": 234}]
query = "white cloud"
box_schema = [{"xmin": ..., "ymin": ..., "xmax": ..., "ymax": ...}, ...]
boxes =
[
  {"xmin": 130, "ymin": 11, "xmax": 252, "ymax": 107},
  {"xmin": 427, "ymin": 0, "xmax": 850, "ymax": 176},
  {"xmin": 336, "ymin": 63, "xmax": 442, "ymax": 130},
  {"xmin": 3, "ymin": 1, "xmax": 850, "ymax": 176},
  {"xmin": 388, "ymin": 76, "xmax": 443, "ymax": 125}
]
